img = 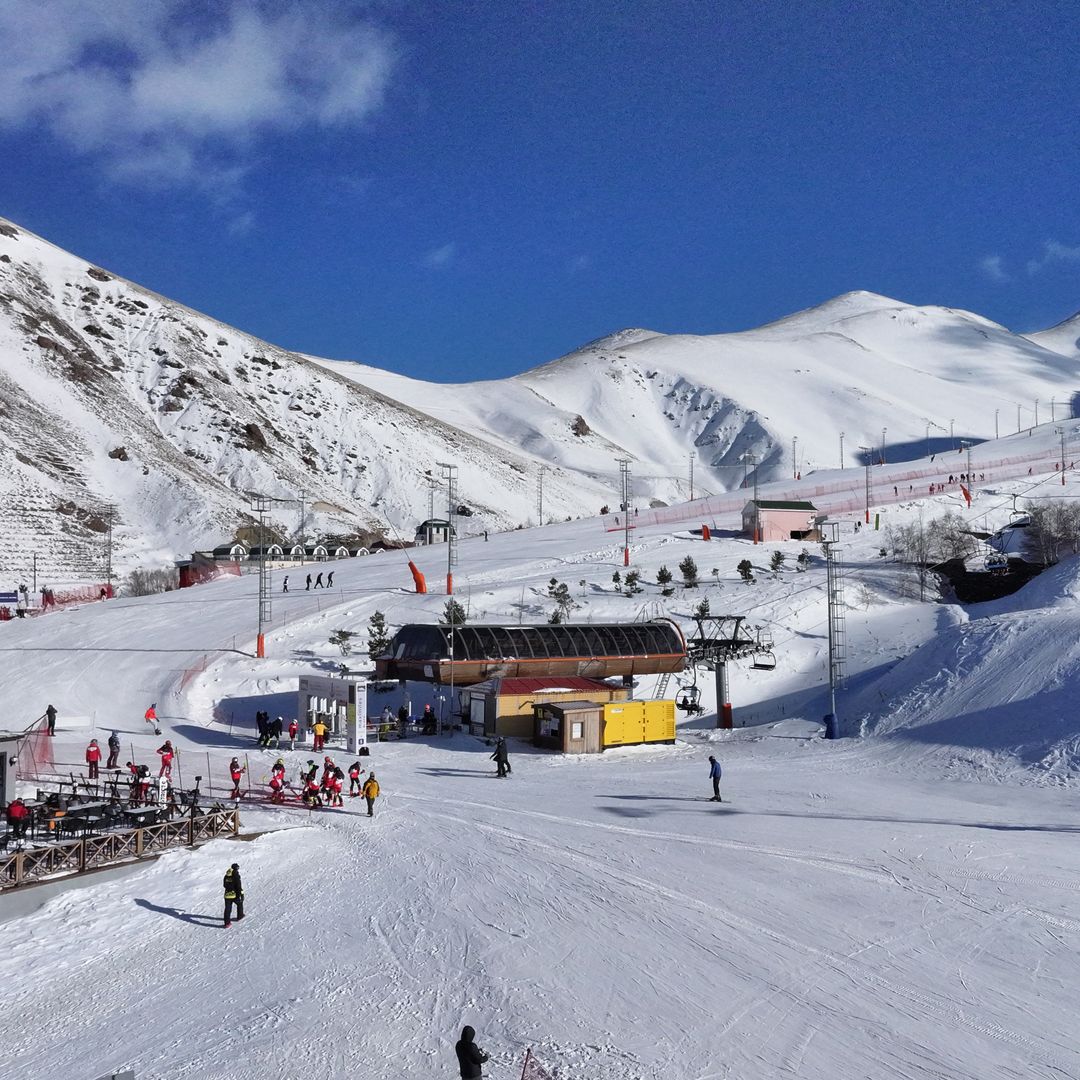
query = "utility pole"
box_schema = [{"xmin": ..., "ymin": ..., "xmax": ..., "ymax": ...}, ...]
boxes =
[
  {"xmin": 1035, "ymin": 398, "xmax": 1040, "ymax": 426},
  {"xmin": 792, "ymin": 435, "xmax": 798, "ymax": 480},
  {"xmin": 880, "ymin": 427, "xmax": 887, "ymax": 465},
  {"xmin": 821, "ymin": 522, "xmax": 846, "ymax": 739},
  {"xmin": 950, "ymin": 418, "xmax": 955, "ymax": 450},
  {"xmin": 537, "ymin": 466, "xmax": 547, "ymax": 526},
  {"xmin": 839, "ymin": 431, "xmax": 845, "ymax": 469},
  {"xmin": 104, "ymin": 506, "xmax": 114, "ymax": 585},
  {"xmin": 1017, "ymin": 403, "xmax": 1022, "ymax": 433},
  {"xmin": 252, "ymin": 495, "xmax": 273, "ymax": 658},
  {"xmin": 437, "ymin": 462, "xmax": 458, "ymax": 593},
  {"xmin": 741, "ymin": 452, "xmax": 759, "ymax": 542},
  {"xmin": 427, "ymin": 473, "xmax": 438, "ymax": 522},
  {"xmin": 994, "ymin": 409, "xmax": 999, "ymax": 440},
  {"xmin": 297, "ymin": 490, "xmax": 306, "ymax": 565},
  {"xmin": 688, "ymin": 451, "xmax": 695, "ymax": 501},
  {"xmin": 1051, "ymin": 397, "xmax": 1056, "ymax": 423},
  {"xmin": 858, "ymin": 446, "xmax": 872, "ymax": 525},
  {"xmin": 617, "ymin": 458, "xmax": 632, "ymax": 566},
  {"xmin": 1056, "ymin": 427, "xmax": 1067, "ymax": 485},
  {"xmin": 924, "ymin": 421, "xmax": 931, "ymax": 458},
  {"xmin": 961, "ymin": 440, "xmax": 972, "ymax": 485}
]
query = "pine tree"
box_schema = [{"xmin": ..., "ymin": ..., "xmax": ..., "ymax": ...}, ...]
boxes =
[
  {"xmin": 796, "ymin": 549, "xmax": 810, "ymax": 573},
  {"xmin": 692, "ymin": 597, "xmax": 711, "ymax": 620},
  {"xmin": 624, "ymin": 569, "xmax": 642, "ymax": 596},
  {"xmin": 547, "ymin": 578, "xmax": 577, "ymax": 621},
  {"xmin": 330, "ymin": 629, "xmax": 357, "ymax": 657},
  {"xmin": 656, "ymin": 565, "xmax": 674, "ymax": 597},
  {"xmin": 770, "ymin": 551, "xmax": 786, "ymax": 575},
  {"xmin": 612, "ymin": 570, "xmax": 622, "ymax": 593},
  {"xmin": 366, "ymin": 611, "xmax": 391, "ymax": 657},
  {"xmin": 737, "ymin": 559, "xmax": 755, "ymax": 584},
  {"xmin": 678, "ymin": 555, "xmax": 698, "ymax": 588},
  {"xmin": 441, "ymin": 598, "xmax": 467, "ymax": 626}
]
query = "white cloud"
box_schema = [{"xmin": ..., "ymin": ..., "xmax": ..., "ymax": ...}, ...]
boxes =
[
  {"xmin": 421, "ymin": 242, "xmax": 457, "ymax": 269},
  {"xmin": 1027, "ymin": 240, "xmax": 1080, "ymax": 276},
  {"xmin": 0, "ymin": 2, "xmax": 398, "ymax": 185},
  {"xmin": 978, "ymin": 254, "xmax": 1009, "ymax": 283}
]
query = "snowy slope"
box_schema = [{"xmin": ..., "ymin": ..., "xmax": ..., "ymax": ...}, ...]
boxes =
[
  {"xmin": 2, "ymin": 465, "xmax": 1080, "ymax": 1078},
  {"xmin": 1028, "ymin": 309, "xmax": 1080, "ymax": 359},
  {"xmin": 4, "ymin": 214, "xmax": 1080, "ymax": 587}
]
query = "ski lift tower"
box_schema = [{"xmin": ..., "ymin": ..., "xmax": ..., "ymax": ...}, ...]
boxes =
[
  {"xmin": 685, "ymin": 615, "xmax": 759, "ymax": 729},
  {"xmin": 252, "ymin": 494, "xmax": 274, "ymax": 658},
  {"xmin": 437, "ymin": 462, "xmax": 458, "ymax": 594},
  {"xmin": 821, "ymin": 522, "xmax": 846, "ymax": 738}
]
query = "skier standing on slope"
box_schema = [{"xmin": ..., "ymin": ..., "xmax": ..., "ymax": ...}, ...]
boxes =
[
  {"xmin": 348, "ymin": 761, "xmax": 363, "ymax": 797},
  {"xmin": 229, "ymin": 757, "xmax": 245, "ymax": 799},
  {"xmin": 106, "ymin": 730, "xmax": 121, "ymax": 769},
  {"xmin": 223, "ymin": 863, "xmax": 244, "ymax": 928},
  {"xmin": 157, "ymin": 740, "xmax": 175, "ymax": 779},
  {"xmin": 491, "ymin": 737, "xmax": 510, "ymax": 778},
  {"xmin": 454, "ymin": 1025, "xmax": 490, "ymax": 1078},
  {"xmin": 144, "ymin": 703, "xmax": 161, "ymax": 735},
  {"xmin": 288, "ymin": 718, "xmax": 298, "ymax": 750},
  {"xmin": 362, "ymin": 771, "xmax": 380, "ymax": 817},
  {"xmin": 708, "ymin": 755, "xmax": 722, "ymax": 802},
  {"xmin": 85, "ymin": 739, "xmax": 101, "ymax": 781}
]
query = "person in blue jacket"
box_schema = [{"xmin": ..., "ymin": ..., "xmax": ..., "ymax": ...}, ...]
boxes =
[{"xmin": 708, "ymin": 755, "xmax": 722, "ymax": 802}]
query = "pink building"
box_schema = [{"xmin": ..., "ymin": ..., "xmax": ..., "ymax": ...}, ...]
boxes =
[{"xmin": 741, "ymin": 500, "xmax": 820, "ymax": 542}]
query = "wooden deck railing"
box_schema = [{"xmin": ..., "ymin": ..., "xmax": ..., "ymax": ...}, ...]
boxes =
[{"xmin": 0, "ymin": 808, "xmax": 240, "ymax": 890}]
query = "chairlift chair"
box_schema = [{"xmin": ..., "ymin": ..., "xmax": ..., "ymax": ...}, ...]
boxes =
[
  {"xmin": 984, "ymin": 551, "xmax": 1010, "ymax": 574},
  {"xmin": 751, "ymin": 629, "xmax": 776, "ymax": 670},
  {"xmin": 675, "ymin": 674, "xmax": 705, "ymax": 716}
]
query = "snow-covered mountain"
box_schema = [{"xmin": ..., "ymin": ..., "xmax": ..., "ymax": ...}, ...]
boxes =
[{"xmin": 2, "ymin": 214, "xmax": 1078, "ymax": 581}]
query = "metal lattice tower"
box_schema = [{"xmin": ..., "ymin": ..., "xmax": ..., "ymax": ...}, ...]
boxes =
[
  {"xmin": 537, "ymin": 466, "xmax": 547, "ymax": 526},
  {"xmin": 822, "ymin": 522, "xmax": 846, "ymax": 734},
  {"xmin": 252, "ymin": 495, "xmax": 273, "ymax": 657},
  {"xmin": 437, "ymin": 461, "xmax": 459, "ymax": 592},
  {"xmin": 617, "ymin": 458, "xmax": 632, "ymax": 566}
]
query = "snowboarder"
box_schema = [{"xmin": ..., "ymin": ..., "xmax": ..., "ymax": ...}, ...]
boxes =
[
  {"xmin": 305, "ymin": 573, "xmax": 312, "ymax": 591},
  {"xmin": 314, "ymin": 572, "xmax": 324, "ymax": 589},
  {"xmin": 362, "ymin": 771, "xmax": 380, "ymax": 817},
  {"xmin": 282, "ymin": 575, "xmax": 289, "ymax": 593},
  {"xmin": 348, "ymin": 761, "xmax": 363, "ymax": 797},
  {"xmin": 288, "ymin": 718, "xmax": 298, "ymax": 750},
  {"xmin": 106, "ymin": 730, "xmax": 121, "ymax": 769},
  {"xmin": 326, "ymin": 571, "xmax": 334, "ymax": 587},
  {"xmin": 157, "ymin": 740, "xmax": 175, "ymax": 778},
  {"xmin": 454, "ymin": 1025, "xmax": 490, "ymax": 1078},
  {"xmin": 144, "ymin": 703, "xmax": 161, "ymax": 736},
  {"xmin": 491, "ymin": 737, "xmax": 510, "ymax": 778},
  {"xmin": 229, "ymin": 757, "xmax": 245, "ymax": 799},
  {"xmin": 85, "ymin": 739, "xmax": 102, "ymax": 780},
  {"xmin": 223, "ymin": 863, "xmax": 244, "ymax": 928},
  {"xmin": 708, "ymin": 755, "xmax": 722, "ymax": 802},
  {"xmin": 44, "ymin": 703, "xmax": 57, "ymax": 736}
]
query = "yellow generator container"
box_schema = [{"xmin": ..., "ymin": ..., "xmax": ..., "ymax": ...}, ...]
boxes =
[{"xmin": 601, "ymin": 699, "xmax": 676, "ymax": 748}]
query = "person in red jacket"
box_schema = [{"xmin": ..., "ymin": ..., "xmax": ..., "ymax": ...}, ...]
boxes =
[
  {"xmin": 5, "ymin": 797, "xmax": 29, "ymax": 840},
  {"xmin": 157, "ymin": 740, "xmax": 174, "ymax": 778},
  {"xmin": 85, "ymin": 739, "xmax": 102, "ymax": 780},
  {"xmin": 288, "ymin": 718, "xmax": 298, "ymax": 750},
  {"xmin": 348, "ymin": 761, "xmax": 362, "ymax": 797},
  {"xmin": 268, "ymin": 759, "xmax": 286, "ymax": 803},
  {"xmin": 229, "ymin": 757, "xmax": 245, "ymax": 799}
]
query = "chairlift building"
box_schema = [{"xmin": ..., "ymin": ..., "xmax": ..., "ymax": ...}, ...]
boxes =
[
  {"xmin": 742, "ymin": 500, "xmax": 820, "ymax": 542},
  {"xmin": 375, "ymin": 619, "xmax": 687, "ymax": 686}
]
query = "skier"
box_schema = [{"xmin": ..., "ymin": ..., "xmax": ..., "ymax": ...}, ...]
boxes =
[
  {"xmin": 301, "ymin": 770, "xmax": 322, "ymax": 807},
  {"xmin": 490, "ymin": 737, "xmax": 510, "ymax": 778},
  {"xmin": 269, "ymin": 759, "xmax": 287, "ymax": 803},
  {"xmin": 314, "ymin": 572, "xmax": 324, "ymax": 589},
  {"xmin": 85, "ymin": 739, "xmax": 102, "ymax": 781},
  {"xmin": 288, "ymin": 718, "xmax": 298, "ymax": 750},
  {"xmin": 348, "ymin": 761, "xmax": 363, "ymax": 797},
  {"xmin": 454, "ymin": 1025, "xmax": 490, "ymax": 1079},
  {"xmin": 362, "ymin": 771, "xmax": 380, "ymax": 817},
  {"xmin": 326, "ymin": 571, "xmax": 334, "ymax": 587},
  {"xmin": 305, "ymin": 573, "xmax": 312, "ymax": 591},
  {"xmin": 229, "ymin": 757, "xmax": 245, "ymax": 799},
  {"xmin": 302, "ymin": 760, "xmax": 318, "ymax": 786},
  {"xmin": 144, "ymin": 703, "xmax": 161, "ymax": 736},
  {"xmin": 708, "ymin": 755, "xmax": 722, "ymax": 802},
  {"xmin": 106, "ymin": 730, "xmax": 121, "ymax": 769},
  {"xmin": 282, "ymin": 576, "xmax": 289, "ymax": 594},
  {"xmin": 329, "ymin": 764, "xmax": 344, "ymax": 807},
  {"xmin": 223, "ymin": 863, "xmax": 244, "ymax": 928},
  {"xmin": 157, "ymin": 740, "xmax": 175, "ymax": 779},
  {"xmin": 44, "ymin": 703, "xmax": 57, "ymax": 736}
]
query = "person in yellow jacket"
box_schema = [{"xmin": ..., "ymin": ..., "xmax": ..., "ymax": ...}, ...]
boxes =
[
  {"xmin": 362, "ymin": 771, "xmax": 380, "ymax": 817},
  {"xmin": 312, "ymin": 718, "xmax": 328, "ymax": 752}
]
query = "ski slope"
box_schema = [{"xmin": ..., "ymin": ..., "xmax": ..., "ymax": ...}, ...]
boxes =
[{"xmin": 2, "ymin": 477, "xmax": 1079, "ymax": 1079}]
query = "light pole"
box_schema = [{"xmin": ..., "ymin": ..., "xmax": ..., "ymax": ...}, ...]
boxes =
[
  {"xmin": 924, "ymin": 421, "xmax": 931, "ymax": 458},
  {"xmin": 994, "ymin": 408, "xmax": 999, "ymax": 440},
  {"xmin": 617, "ymin": 458, "xmax": 632, "ymax": 566},
  {"xmin": 537, "ymin": 466, "xmax": 547, "ymax": 526},
  {"xmin": 880, "ymin": 427, "xmax": 887, "ymax": 465},
  {"xmin": 792, "ymin": 435, "xmax": 798, "ymax": 480},
  {"xmin": 689, "ymin": 451, "xmax": 695, "ymax": 501},
  {"xmin": 1035, "ymin": 398, "xmax": 1040, "ymax": 426},
  {"xmin": 436, "ymin": 461, "xmax": 458, "ymax": 594},
  {"xmin": 839, "ymin": 431, "xmax": 845, "ymax": 469},
  {"xmin": 1017, "ymin": 403, "xmax": 1022, "ymax": 433},
  {"xmin": 858, "ymin": 446, "xmax": 872, "ymax": 525},
  {"xmin": 1056, "ymin": 427, "xmax": 1067, "ymax": 484},
  {"xmin": 949, "ymin": 418, "xmax": 955, "ymax": 450},
  {"xmin": 741, "ymin": 452, "xmax": 759, "ymax": 542},
  {"xmin": 1052, "ymin": 397, "xmax": 1056, "ymax": 423},
  {"xmin": 961, "ymin": 440, "xmax": 972, "ymax": 485}
]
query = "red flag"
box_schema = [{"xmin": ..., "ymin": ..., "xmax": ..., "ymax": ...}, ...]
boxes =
[{"xmin": 960, "ymin": 484, "xmax": 971, "ymax": 507}]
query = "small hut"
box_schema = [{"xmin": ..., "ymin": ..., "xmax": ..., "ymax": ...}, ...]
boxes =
[{"xmin": 741, "ymin": 500, "xmax": 820, "ymax": 542}]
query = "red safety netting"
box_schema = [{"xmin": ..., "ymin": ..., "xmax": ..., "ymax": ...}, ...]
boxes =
[{"xmin": 17, "ymin": 720, "xmax": 54, "ymax": 781}]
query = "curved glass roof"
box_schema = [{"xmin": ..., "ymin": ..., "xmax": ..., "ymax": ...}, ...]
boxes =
[{"xmin": 388, "ymin": 621, "xmax": 685, "ymax": 662}]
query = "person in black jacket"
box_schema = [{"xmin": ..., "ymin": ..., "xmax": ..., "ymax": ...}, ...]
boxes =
[
  {"xmin": 490, "ymin": 737, "xmax": 510, "ymax": 778},
  {"xmin": 223, "ymin": 863, "xmax": 244, "ymax": 928},
  {"xmin": 454, "ymin": 1025, "xmax": 489, "ymax": 1078}
]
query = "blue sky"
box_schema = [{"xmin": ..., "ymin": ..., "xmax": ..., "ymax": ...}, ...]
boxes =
[{"xmin": 2, "ymin": 0, "xmax": 1078, "ymax": 381}]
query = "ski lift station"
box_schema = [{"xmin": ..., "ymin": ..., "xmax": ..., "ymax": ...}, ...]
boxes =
[
  {"xmin": 462, "ymin": 676, "xmax": 630, "ymax": 738},
  {"xmin": 741, "ymin": 500, "xmax": 820, "ymax": 542},
  {"xmin": 297, "ymin": 674, "xmax": 369, "ymax": 752},
  {"xmin": 533, "ymin": 699, "xmax": 676, "ymax": 755}
]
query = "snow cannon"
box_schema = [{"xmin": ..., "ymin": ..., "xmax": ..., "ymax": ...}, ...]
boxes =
[{"xmin": 408, "ymin": 561, "xmax": 427, "ymax": 594}]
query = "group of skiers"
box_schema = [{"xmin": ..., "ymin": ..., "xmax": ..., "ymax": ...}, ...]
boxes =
[
  {"xmin": 291, "ymin": 757, "xmax": 380, "ymax": 815},
  {"xmin": 281, "ymin": 571, "xmax": 335, "ymax": 593},
  {"xmin": 254, "ymin": 712, "xmax": 287, "ymax": 748}
]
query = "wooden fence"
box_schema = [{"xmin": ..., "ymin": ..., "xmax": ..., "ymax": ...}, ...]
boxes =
[{"xmin": 0, "ymin": 808, "xmax": 240, "ymax": 891}]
